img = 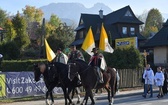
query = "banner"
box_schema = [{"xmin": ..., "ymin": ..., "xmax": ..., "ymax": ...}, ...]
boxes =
[
  {"xmin": 115, "ymin": 37, "xmax": 138, "ymax": 49},
  {"xmin": 0, "ymin": 74, "xmax": 6, "ymax": 97},
  {"xmin": 1, "ymin": 72, "xmax": 63, "ymax": 98}
]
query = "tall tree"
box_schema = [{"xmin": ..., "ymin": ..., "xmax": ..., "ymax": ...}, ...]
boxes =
[
  {"xmin": 0, "ymin": 8, "xmax": 7, "ymax": 27},
  {"xmin": 4, "ymin": 19, "xmax": 16, "ymax": 42},
  {"xmin": 144, "ymin": 8, "xmax": 163, "ymax": 37},
  {"xmin": 22, "ymin": 5, "xmax": 43, "ymax": 23},
  {"xmin": 49, "ymin": 14, "xmax": 61, "ymax": 28},
  {"xmin": 47, "ymin": 23, "xmax": 75, "ymax": 52},
  {"xmin": 12, "ymin": 12, "xmax": 30, "ymax": 51}
]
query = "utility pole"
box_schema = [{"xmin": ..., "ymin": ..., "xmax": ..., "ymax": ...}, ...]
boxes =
[{"xmin": 39, "ymin": 18, "xmax": 45, "ymax": 58}]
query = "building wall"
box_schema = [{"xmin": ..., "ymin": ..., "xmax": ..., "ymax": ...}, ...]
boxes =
[{"xmin": 154, "ymin": 46, "xmax": 168, "ymax": 65}]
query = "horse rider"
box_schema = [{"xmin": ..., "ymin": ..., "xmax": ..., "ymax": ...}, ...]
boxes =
[
  {"xmin": 68, "ymin": 45, "xmax": 85, "ymax": 85},
  {"xmin": 54, "ymin": 48, "xmax": 68, "ymax": 64},
  {"xmin": 88, "ymin": 48, "xmax": 105, "ymax": 83},
  {"xmin": 68, "ymin": 45, "xmax": 85, "ymax": 62}
]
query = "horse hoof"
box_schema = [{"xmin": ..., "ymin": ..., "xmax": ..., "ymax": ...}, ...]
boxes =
[{"xmin": 109, "ymin": 103, "xmax": 113, "ymax": 105}]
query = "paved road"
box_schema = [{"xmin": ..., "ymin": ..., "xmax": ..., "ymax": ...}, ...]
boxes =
[
  {"xmin": 1, "ymin": 89, "xmax": 168, "ymax": 105},
  {"xmin": 95, "ymin": 93, "xmax": 168, "ymax": 105}
]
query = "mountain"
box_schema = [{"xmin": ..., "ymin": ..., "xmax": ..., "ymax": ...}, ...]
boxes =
[
  {"xmin": 162, "ymin": 13, "xmax": 168, "ymax": 21},
  {"xmin": 40, "ymin": 3, "xmax": 112, "ymax": 25}
]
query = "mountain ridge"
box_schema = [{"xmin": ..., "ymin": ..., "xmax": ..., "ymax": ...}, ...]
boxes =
[{"xmin": 40, "ymin": 3, "xmax": 168, "ymax": 25}]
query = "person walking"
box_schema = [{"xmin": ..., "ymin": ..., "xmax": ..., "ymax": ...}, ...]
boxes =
[
  {"xmin": 154, "ymin": 67, "xmax": 164, "ymax": 98},
  {"xmin": 142, "ymin": 64, "xmax": 154, "ymax": 98},
  {"xmin": 162, "ymin": 68, "xmax": 168, "ymax": 95}
]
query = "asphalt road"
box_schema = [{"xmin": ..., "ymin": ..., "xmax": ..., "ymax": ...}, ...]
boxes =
[{"xmin": 1, "ymin": 89, "xmax": 168, "ymax": 105}]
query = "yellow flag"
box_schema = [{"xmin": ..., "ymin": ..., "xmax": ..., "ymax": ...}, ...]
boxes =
[
  {"xmin": 45, "ymin": 39, "xmax": 56, "ymax": 62},
  {"xmin": 99, "ymin": 23, "xmax": 114, "ymax": 53},
  {"xmin": 81, "ymin": 27, "xmax": 95, "ymax": 55}
]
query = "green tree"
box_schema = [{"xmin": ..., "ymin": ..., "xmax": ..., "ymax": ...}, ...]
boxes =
[
  {"xmin": 22, "ymin": 5, "xmax": 43, "ymax": 23},
  {"xmin": 0, "ymin": 8, "xmax": 7, "ymax": 27},
  {"xmin": 47, "ymin": 23, "xmax": 75, "ymax": 52},
  {"xmin": 4, "ymin": 19, "xmax": 16, "ymax": 42},
  {"xmin": 49, "ymin": 14, "xmax": 61, "ymax": 28},
  {"xmin": 143, "ymin": 8, "xmax": 163, "ymax": 38},
  {"xmin": 12, "ymin": 12, "xmax": 30, "ymax": 51}
]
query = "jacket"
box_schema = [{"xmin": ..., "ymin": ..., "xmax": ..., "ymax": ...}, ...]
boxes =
[
  {"xmin": 154, "ymin": 71, "xmax": 164, "ymax": 86},
  {"xmin": 143, "ymin": 68, "xmax": 154, "ymax": 85}
]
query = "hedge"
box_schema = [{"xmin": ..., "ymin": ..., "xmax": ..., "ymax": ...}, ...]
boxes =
[{"xmin": 0, "ymin": 59, "xmax": 47, "ymax": 72}]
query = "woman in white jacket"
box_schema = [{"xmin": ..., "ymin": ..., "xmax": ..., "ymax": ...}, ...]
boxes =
[{"xmin": 154, "ymin": 67, "xmax": 164, "ymax": 98}]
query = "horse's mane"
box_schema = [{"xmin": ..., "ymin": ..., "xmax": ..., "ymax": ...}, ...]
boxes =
[{"xmin": 75, "ymin": 59, "xmax": 88, "ymax": 67}]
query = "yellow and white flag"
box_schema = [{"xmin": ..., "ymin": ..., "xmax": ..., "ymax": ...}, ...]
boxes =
[
  {"xmin": 81, "ymin": 27, "xmax": 95, "ymax": 55},
  {"xmin": 45, "ymin": 39, "xmax": 56, "ymax": 62},
  {"xmin": 99, "ymin": 23, "xmax": 114, "ymax": 53}
]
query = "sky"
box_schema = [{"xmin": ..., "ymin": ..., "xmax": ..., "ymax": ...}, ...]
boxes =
[{"xmin": 1, "ymin": 0, "xmax": 168, "ymax": 15}]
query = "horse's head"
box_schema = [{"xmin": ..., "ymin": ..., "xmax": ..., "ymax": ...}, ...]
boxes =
[
  {"xmin": 33, "ymin": 63, "xmax": 46, "ymax": 82},
  {"xmin": 68, "ymin": 62, "xmax": 79, "ymax": 81}
]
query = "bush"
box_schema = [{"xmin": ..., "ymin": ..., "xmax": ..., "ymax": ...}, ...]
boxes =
[
  {"xmin": 0, "ymin": 41, "xmax": 20, "ymax": 60},
  {"xmin": 103, "ymin": 47, "xmax": 144, "ymax": 69}
]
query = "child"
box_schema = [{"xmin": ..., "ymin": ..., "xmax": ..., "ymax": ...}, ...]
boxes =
[{"xmin": 154, "ymin": 67, "xmax": 165, "ymax": 98}]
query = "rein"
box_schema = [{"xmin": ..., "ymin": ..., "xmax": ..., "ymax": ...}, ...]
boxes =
[{"xmin": 74, "ymin": 61, "xmax": 90, "ymax": 75}]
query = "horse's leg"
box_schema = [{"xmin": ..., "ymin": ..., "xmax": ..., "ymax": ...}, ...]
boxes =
[
  {"xmin": 81, "ymin": 92, "xmax": 87, "ymax": 105},
  {"xmin": 49, "ymin": 91, "xmax": 54, "ymax": 105},
  {"xmin": 45, "ymin": 91, "xmax": 49, "ymax": 105},
  {"xmin": 105, "ymin": 86, "xmax": 111, "ymax": 104},
  {"xmin": 76, "ymin": 87, "xmax": 81, "ymax": 104},
  {"xmin": 89, "ymin": 90, "xmax": 95, "ymax": 105},
  {"xmin": 71, "ymin": 88, "xmax": 75, "ymax": 99},
  {"xmin": 110, "ymin": 80, "xmax": 116, "ymax": 105},
  {"xmin": 67, "ymin": 87, "xmax": 74, "ymax": 105},
  {"xmin": 62, "ymin": 87, "xmax": 68, "ymax": 105}
]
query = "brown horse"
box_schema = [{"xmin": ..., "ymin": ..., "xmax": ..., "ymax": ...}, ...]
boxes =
[{"xmin": 68, "ymin": 59, "xmax": 116, "ymax": 105}]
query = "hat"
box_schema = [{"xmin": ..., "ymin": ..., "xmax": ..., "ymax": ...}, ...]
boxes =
[
  {"xmin": 70, "ymin": 45, "xmax": 76, "ymax": 48},
  {"xmin": 57, "ymin": 48, "xmax": 61, "ymax": 51},
  {"xmin": 91, "ymin": 48, "xmax": 98, "ymax": 52}
]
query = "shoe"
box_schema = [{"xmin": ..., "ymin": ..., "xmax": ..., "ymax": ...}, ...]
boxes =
[{"xmin": 142, "ymin": 95, "xmax": 146, "ymax": 98}]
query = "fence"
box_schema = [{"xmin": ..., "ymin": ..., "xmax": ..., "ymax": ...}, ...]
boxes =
[{"xmin": 118, "ymin": 68, "xmax": 144, "ymax": 88}]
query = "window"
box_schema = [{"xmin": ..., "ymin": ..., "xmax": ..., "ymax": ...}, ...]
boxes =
[
  {"xmin": 125, "ymin": 10, "xmax": 132, "ymax": 17},
  {"xmin": 78, "ymin": 31, "xmax": 83, "ymax": 39},
  {"xmin": 122, "ymin": 27, "xmax": 127, "ymax": 34},
  {"xmin": 130, "ymin": 27, "xmax": 135, "ymax": 35}
]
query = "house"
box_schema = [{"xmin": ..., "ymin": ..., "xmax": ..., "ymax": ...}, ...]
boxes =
[
  {"xmin": 144, "ymin": 19, "xmax": 168, "ymax": 66},
  {"xmin": 71, "ymin": 5, "xmax": 146, "ymax": 49}
]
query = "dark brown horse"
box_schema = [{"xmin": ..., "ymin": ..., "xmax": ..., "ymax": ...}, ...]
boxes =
[{"xmin": 69, "ymin": 59, "xmax": 117, "ymax": 105}]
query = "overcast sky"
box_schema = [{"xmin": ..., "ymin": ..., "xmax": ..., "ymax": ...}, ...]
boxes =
[{"xmin": 1, "ymin": 0, "xmax": 168, "ymax": 15}]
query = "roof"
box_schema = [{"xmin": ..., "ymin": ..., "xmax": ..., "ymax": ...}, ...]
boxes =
[
  {"xmin": 70, "ymin": 38, "xmax": 84, "ymax": 46},
  {"xmin": 105, "ymin": 6, "xmax": 143, "ymax": 25},
  {"xmin": 145, "ymin": 20, "xmax": 168, "ymax": 47},
  {"xmin": 72, "ymin": 5, "xmax": 144, "ymax": 46}
]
